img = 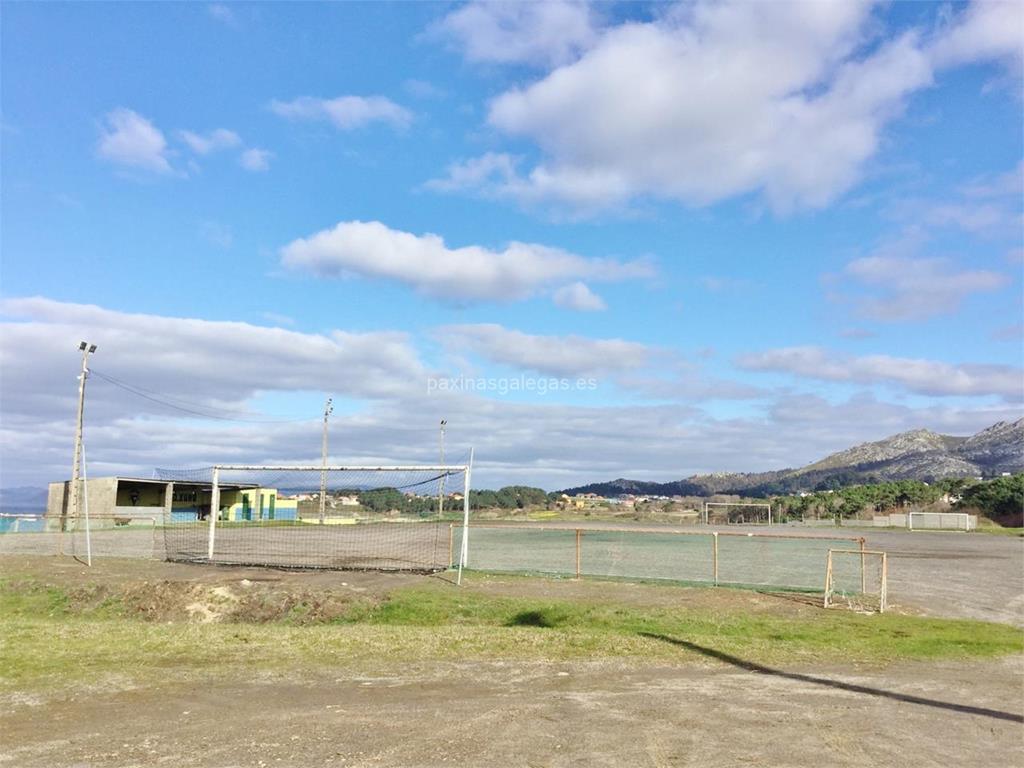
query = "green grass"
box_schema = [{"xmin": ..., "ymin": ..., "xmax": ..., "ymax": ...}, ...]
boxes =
[
  {"xmin": 1, "ymin": 577, "xmax": 1021, "ymax": 692},
  {"xmin": 975, "ymin": 526, "xmax": 1024, "ymax": 537}
]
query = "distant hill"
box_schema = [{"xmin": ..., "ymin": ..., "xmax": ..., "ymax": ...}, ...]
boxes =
[{"xmin": 562, "ymin": 419, "xmax": 1024, "ymax": 498}]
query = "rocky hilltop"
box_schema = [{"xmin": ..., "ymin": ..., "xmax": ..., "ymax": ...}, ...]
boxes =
[{"xmin": 563, "ymin": 419, "xmax": 1024, "ymax": 497}]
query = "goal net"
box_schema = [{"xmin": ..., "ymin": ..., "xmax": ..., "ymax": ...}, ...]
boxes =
[
  {"xmin": 824, "ymin": 548, "xmax": 887, "ymax": 613},
  {"xmin": 703, "ymin": 502, "xmax": 772, "ymax": 525},
  {"xmin": 154, "ymin": 464, "xmax": 469, "ymax": 572}
]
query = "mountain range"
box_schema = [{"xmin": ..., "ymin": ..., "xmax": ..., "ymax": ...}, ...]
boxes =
[{"xmin": 562, "ymin": 419, "xmax": 1024, "ymax": 498}]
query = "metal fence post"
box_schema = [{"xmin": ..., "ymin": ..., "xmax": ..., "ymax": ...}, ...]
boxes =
[
  {"xmin": 712, "ymin": 532, "xmax": 719, "ymax": 586},
  {"xmin": 575, "ymin": 528, "xmax": 582, "ymax": 579},
  {"xmin": 859, "ymin": 537, "xmax": 866, "ymax": 594}
]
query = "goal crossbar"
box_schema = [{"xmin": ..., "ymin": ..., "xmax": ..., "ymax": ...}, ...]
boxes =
[{"xmin": 211, "ymin": 464, "xmax": 469, "ymax": 472}]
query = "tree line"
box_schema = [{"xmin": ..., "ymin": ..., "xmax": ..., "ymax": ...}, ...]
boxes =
[
  {"xmin": 767, "ymin": 475, "xmax": 1022, "ymax": 522},
  {"xmin": 352, "ymin": 485, "xmax": 553, "ymax": 516}
]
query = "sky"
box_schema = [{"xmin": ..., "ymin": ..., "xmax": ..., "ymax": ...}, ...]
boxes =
[{"xmin": 1, "ymin": 0, "xmax": 1022, "ymax": 490}]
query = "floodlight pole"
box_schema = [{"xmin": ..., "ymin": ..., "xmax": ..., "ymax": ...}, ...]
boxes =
[
  {"xmin": 81, "ymin": 440, "xmax": 92, "ymax": 567},
  {"xmin": 319, "ymin": 397, "xmax": 333, "ymax": 524},
  {"xmin": 66, "ymin": 342, "xmax": 96, "ymax": 542},
  {"xmin": 438, "ymin": 420, "xmax": 447, "ymax": 517}
]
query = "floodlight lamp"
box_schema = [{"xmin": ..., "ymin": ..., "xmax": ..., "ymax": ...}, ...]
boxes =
[
  {"xmin": 88, "ymin": 344, "xmax": 97, "ymax": 353},
  {"xmin": 79, "ymin": 341, "xmax": 87, "ymax": 350}
]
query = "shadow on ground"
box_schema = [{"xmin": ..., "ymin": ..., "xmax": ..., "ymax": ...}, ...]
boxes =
[{"xmin": 640, "ymin": 633, "xmax": 1024, "ymax": 724}]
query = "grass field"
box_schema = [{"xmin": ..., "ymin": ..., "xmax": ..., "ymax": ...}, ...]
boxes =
[
  {"xmin": 3, "ymin": 537, "xmax": 1023, "ymax": 768},
  {"xmin": 2, "ymin": 561, "xmax": 1021, "ymax": 693}
]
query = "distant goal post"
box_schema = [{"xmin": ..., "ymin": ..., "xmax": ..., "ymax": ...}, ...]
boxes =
[
  {"xmin": 702, "ymin": 501, "xmax": 772, "ymax": 525},
  {"xmin": 907, "ymin": 511, "xmax": 975, "ymax": 531}
]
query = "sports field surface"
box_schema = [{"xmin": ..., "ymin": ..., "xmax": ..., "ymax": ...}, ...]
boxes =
[
  {"xmin": 2, "ymin": 525, "xmax": 1022, "ymax": 767},
  {"xmin": 3, "ymin": 521, "xmax": 1020, "ymax": 623}
]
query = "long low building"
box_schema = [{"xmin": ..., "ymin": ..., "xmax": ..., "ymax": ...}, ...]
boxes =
[{"xmin": 47, "ymin": 476, "xmax": 298, "ymax": 526}]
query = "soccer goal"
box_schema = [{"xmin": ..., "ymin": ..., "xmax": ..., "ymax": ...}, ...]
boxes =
[
  {"xmin": 907, "ymin": 511, "xmax": 975, "ymax": 531},
  {"xmin": 155, "ymin": 462, "xmax": 472, "ymax": 574},
  {"xmin": 824, "ymin": 548, "xmax": 887, "ymax": 613},
  {"xmin": 703, "ymin": 501, "xmax": 772, "ymax": 525}
]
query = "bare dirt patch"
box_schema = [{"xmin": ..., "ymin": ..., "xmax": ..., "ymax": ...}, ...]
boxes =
[
  {"xmin": 0, "ymin": 555, "xmax": 832, "ymax": 623},
  {"xmin": 2, "ymin": 657, "xmax": 1021, "ymax": 768},
  {"xmin": 1, "ymin": 555, "xmax": 422, "ymax": 623}
]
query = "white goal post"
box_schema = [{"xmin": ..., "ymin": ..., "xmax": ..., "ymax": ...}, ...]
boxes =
[
  {"xmin": 702, "ymin": 501, "xmax": 772, "ymax": 525},
  {"xmin": 201, "ymin": 462, "xmax": 473, "ymax": 578},
  {"xmin": 824, "ymin": 548, "xmax": 887, "ymax": 613},
  {"xmin": 907, "ymin": 511, "xmax": 974, "ymax": 531}
]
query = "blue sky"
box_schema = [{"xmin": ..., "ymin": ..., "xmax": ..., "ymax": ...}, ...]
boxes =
[{"xmin": 1, "ymin": 1, "xmax": 1022, "ymax": 489}]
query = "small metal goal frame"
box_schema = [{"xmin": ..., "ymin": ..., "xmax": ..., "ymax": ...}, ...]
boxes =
[{"xmin": 824, "ymin": 548, "xmax": 888, "ymax": 613}]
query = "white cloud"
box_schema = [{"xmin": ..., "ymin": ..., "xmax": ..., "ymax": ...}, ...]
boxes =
[
  {"xmin": 929, "ymin": 0, "xmax": 1024, "ymax": 70},
  {"xmin": 179, "ymin": 128, "xmax": 241, "ymax": 155},
  {"xmin": 270, "ymin": 96, "xmax": 412, "ymax": 130},
  {"xmin": 432, "ymin": 1, "xmax": 1022, "ymax": 214},
  {"xmin": 0, "ymin": 298, "xmax": 1017, "ymax": 489},
  {"xmin": 199, "ymin": 221, "xmax": 233, "ymax": 249},
  {"xmin": 961, "ymin": 161, "xmax": 1024, "ymax": 200},
  {"xmin": 279, "ymin": 220, "xmax": 652, "ymax": 304},
  {"xmin": 842, "ymin": 254, "xmax": 1008, "ymax": 321},
  {"xmin": 0, "ymin": 298, "xmax": 426, "ymax": 407},
  {"xmin": 922, "ymin": 201, "xmax": 1021, "ymax": 235},
  {"xmin": 737, "ymin": 346, "xmax": 1023, "ymax": 400},
  {"xmin": 438, "ymin": 323, "xmax": 649, "ymax": 377},
  {"xmin": 552, "ymin": 282, "xmax": 606, "ymax": 312},
  {"xmin": 455, "ymin": 1, "xmax": 937, "ymax": 212},
  {"xmin": 433, "ymin": 0, "xmax": 599, "ymax": 66},
  {"xmin": 97, "ymin": 108, "xmax": 173, "ymax": 174},
  {"xmin": 239, "ymin": 147, "xmax": 272, "ymax": 172},
  {"xmin": 889, "ymin": 162, "xmax": 1024, "ymax": 236},
  {"xmin": 839, "ymin": 328, "xmax": 877, "ymax": 340},
  {"xmin": 991, "ymin": 323, "xmax": 1024, "ymax": 342},
  {"xmin": 207, "ymin": 3, "xmax": 236, "ymax": 25},
  {"xmin": 425, "ymin": 152, "xmax": 520, "ymax": 194},
  {"xmin": 404, "ymin": 79, "xmax": 446, "ymax": 100}
]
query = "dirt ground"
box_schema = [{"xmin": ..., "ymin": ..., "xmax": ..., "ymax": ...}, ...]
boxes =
[
  {"xmin": 2, "ymin": 527, "xmax": 1022, "ymax": 767},
  {"xmin": 3, "ymin": 657, "xmax": 1022, "ymax": 768}
]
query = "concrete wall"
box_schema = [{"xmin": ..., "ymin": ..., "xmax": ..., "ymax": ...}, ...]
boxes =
[
  {"xmin": 873, "ymin": 512, "xmax": 977, "ymax": 530},
  {"xmin": 47, "ymin": 478, "xmax": 119, "ymax": 520}
]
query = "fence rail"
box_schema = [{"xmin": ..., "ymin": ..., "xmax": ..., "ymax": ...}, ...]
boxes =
[
  {"xmin": 454, "ymin": 524, "xmax": 866, "ymax": 592},
  {"xmin": 3, "ymin": 516, "xmax": 874, "ymax": 596}
]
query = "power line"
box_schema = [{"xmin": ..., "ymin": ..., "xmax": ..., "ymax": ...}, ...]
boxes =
[{"xmin": 89, "ymin": 369, "xmax": 319, "ymax": 424}]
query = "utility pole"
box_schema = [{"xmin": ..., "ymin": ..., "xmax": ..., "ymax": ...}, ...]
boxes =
[
  {"xmin": 438, "ymin": 419, "xmax": 447, "ymax": 517},
  {"xmin": 66, "ymin": 342, "xmax": 97, "ymax": 536},
  {"xmin": 319, "ymin": 397, "xmax": 333, "ymax": 524}
]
